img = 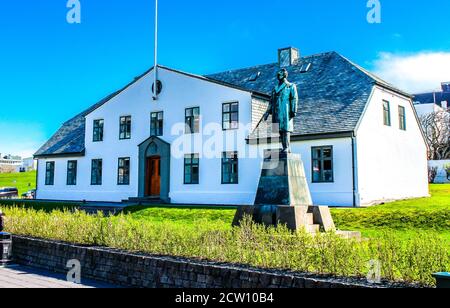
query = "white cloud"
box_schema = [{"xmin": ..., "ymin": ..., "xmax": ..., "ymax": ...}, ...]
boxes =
[{"xmin": 372, "ymin": 51, "xmax": 450, "ymax": 93}]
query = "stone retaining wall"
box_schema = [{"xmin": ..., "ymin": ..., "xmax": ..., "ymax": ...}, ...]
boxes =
[{"xmin": 12, "ymin": 236, "xmax": 391, "ymax": 288}]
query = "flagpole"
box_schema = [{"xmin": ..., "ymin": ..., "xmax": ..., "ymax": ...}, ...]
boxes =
[{"xmin": 153, "ymin": 0, "xmax": 159, "ymax": 100}]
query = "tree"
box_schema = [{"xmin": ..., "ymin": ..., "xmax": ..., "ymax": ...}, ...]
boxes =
[
  {"xmin": 420, "ymin": 110, "xmax": 450, "ymax": 160},
  {"xmin": 445, "ymin": 164, "xmax": 450, "ymax": 181}
]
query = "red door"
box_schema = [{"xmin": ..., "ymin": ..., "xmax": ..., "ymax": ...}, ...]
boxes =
[{"xmin": 145, "ymin": 156, "xmax": 161, "ymax": 196}]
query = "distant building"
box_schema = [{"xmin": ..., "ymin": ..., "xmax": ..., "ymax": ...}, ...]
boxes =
[
  {"xmin": 0, "ymin": 153, "xmax": 23, "ymax": 173},
  {"xmin": 22, "ymin": 157, "xmax": 37, "ymax": 171},
  {"xmin": 413, "ymin": 83, "xmax": 450, "ymax": 162},
  {"xmin": 413, "ymin": 82, "xmax": 450, "ymax": 117}
]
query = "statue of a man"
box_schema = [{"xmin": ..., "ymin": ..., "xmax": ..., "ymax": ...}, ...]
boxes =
[{"xmin": 264, "ymin": 69, "xmax": 298, "ymax": 153}]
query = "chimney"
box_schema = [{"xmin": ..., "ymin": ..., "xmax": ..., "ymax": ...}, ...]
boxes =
[{"xmin": 278, "ymin": 47, "xmax": 300, "ymax": 68}]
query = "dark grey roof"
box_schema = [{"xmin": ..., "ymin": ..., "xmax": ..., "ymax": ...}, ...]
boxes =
[
  {"xmin": 34, "ymin": 92, "xmax": 119, "ymax": 157},
  {"xmin": 35, "ymin": 51, "xmax": 406, "ymax": 157},
  {"xmin": 208, "ymin": 51, "xmax": 399, "ymax": 138}
]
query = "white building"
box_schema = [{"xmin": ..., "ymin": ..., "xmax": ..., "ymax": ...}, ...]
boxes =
[
  {"xmin": 22, "ymin": 157, "xmax": 37, "ymax": 171},
  {"xmin": 414, "ymin": 82, "xmax": 450, "ymax": 117},
  {"xmin": 34, "ymin": 48, "xmax": 429, "ymax": 207},
  {"xmin": 0, "ymin": 154, "xmax": 23, "ymax": 173}
]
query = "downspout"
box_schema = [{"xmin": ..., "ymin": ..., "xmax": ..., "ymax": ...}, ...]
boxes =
[
  {"xmin": 35, "ymin": 159, "xmax": 39, "ymax": 198},
  {"xmin": 351, "ymin": 134, "xmax": 357, "ymax": 207}
]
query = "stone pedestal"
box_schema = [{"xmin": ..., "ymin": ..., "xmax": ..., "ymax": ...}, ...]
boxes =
[
  {"xmin": 254, "ymin": 152, "xmax": 312, "ymax": 206},
  {"xmin": 233, "ymin": 152, "xmax": 337, "ymax": 233}
]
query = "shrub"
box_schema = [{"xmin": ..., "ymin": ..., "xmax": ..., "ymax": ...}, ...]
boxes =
[
  {"xmin": 428, "ymin": 166, "xmax": 438, "ymax": 184},
  {"xmin": 1, "ymin": 206, "xmax": 448, "ymax": 286}
]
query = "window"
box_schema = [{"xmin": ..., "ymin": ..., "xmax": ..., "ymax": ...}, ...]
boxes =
[
  {"xmin": 184, "ymin": 154, "xmax": 199, "ymax": 184},
  {"xmin": 222, "ymin": 152, "xmax": 239, "ymax": 184},
  {"xmin": 222, "ymin": 102, "xmax": 239, "ymax": 130},
  {"xmin": 67, "ymin": 160, "xmax": 77, "ymax": 186},
  {"xmin": 93, "ymin": 119, "xmax": 104, "ymax": 142},
  {"xmin": 118, "ymin": 158, "xmax": 130, "ymax": 185},
  {"xmin": 150, "ymin": 112, "xmax": 164, "ymax": 136},
  {"xmin": 185, "ymin": 107, "xmax": 200, "ymax": 134},
  {"xmin": 45, "ymin": 162, "xmax": 55, "ymax": 186},
  {"xmin": 383, "ymin": 101, "xmax": 391, "ymax": 126},
  {"xmin": 91, "ymin": 159, "xmax": 103, "ymax": 185},
  {"xmin": 399, "ymin": 106, "xmax": 407, "ymax": 131},
  {"xmin": 119, "ymin": 116, "xmax": 132, "ymax": 140},
  {"xmin": 312, "ymin": 147, "xmax": 334, "ymax": 183}
]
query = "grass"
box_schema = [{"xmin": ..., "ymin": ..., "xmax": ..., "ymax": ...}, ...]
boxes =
[
  {"xmin": 331, "ymin": 185, "xmax": 450, "ymax": 246},
  {"xmin": 121, "ymin": 185, "xmax": 450, "ymax": 247},
  {"xmin": 0, "ymin": 171, "xmax": 36, "ymax": 196},
  {"xmin": 0, "ymin": 184, "xmax": 448, "ymax": 285}
]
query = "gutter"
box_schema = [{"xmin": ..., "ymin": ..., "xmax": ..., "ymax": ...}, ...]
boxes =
[
  {"xmin": 247, "ymin": 131, "xmax": 354, "ymax": 145},
  {"xmin": 34, "ymin": 150, "xmax": 86, "ymax": 160}
]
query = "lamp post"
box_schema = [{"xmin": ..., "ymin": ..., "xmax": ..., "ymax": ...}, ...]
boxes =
[{"xmin": 0, "ymin": 210, "xmax": 12, "ymax": 266}]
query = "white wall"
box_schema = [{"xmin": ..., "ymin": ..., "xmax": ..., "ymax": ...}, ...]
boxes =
[
  {"xmin": 356, "ymin": 87, "xmax": 429, "ymax": 205},
  {"xmin": 429, "ymin": 160, "xmax": 450, "ymax": 184},
  {"xmin": 248, "ymin": 137, "xmax": 355, "ymax": 207},
  {"xmin": 292, "ymin": 138, "xmax": 354, "ymax": 206}
]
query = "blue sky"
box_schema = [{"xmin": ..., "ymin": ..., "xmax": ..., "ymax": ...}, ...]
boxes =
[{"xmin": 1, "ymin": 0, "xmax": 450, "ymax": 157}]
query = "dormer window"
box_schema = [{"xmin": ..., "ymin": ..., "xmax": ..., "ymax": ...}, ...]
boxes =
[
  {"xmin": 248, "ymin": 72, "xmax": 261, "ymax": 82},
  {"xmin": 300, "ymin": 63, "xmax": 312, "ymax": 73}
]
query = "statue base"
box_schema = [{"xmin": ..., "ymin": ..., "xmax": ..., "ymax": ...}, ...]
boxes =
[
  {"xmin": 233, "ymin": 151, "xmax": 337, "ymax": 233},
  {"xmin": 232, "ymin": 205, "xmax": 336, "ymax": 233}
]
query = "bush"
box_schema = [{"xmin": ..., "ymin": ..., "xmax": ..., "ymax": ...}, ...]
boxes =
[
  {"xmin": 2, "ymin": 206, "xmax": 448, "ymax": 286},
  {"xmin": 429, "ymin": 167, "xmax": 438, "ymax": 184}
]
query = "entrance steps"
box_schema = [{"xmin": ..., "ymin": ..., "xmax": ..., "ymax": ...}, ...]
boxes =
[
  {"xmin": 80, "ymin": 206, "xmax": 125, "ymax": 216},
  {"xmin": 123, "ymin": 197, "xmax": 169, "ymax": 205}
]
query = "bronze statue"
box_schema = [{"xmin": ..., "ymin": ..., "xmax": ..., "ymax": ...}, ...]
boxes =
[{"xmin": 264, "ymin": 68, "xmax": 298, "ymax": 153}]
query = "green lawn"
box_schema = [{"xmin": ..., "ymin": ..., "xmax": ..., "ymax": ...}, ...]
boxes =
[
  {"xmin": 124, "ymin": 185, "xmax": 450, "ymax": 247},
  {"xmin": 0, "ymin": 171, "xmax": 36, "ymax": 196},
  {"xmin": 331, "ymin": 185, "xmax": 450, "ymax": 245}
]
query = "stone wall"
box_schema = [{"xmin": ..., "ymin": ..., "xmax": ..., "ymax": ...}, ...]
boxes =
[{"xmin": 12, "ymin": 236, "xmax": 393, "ymax": 288}]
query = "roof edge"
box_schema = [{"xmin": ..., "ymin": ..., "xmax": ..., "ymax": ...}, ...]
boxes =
[
  {"xmin": 82, "ymin": 65, "xmax": 270, "ymax": 120},
  {"xmin": 34, "ymin": 150, "xmax": 86, "ymax": 159},
  {"xmin": 337, "ymin": 53, "xmax": 412, "ymax": 98},
  {"xmin": 246, "ymin": 131, "xmax": 355, "ymax": 144}
]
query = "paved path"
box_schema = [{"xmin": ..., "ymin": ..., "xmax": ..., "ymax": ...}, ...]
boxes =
[{"xmin": 0, "ymin": 265, "xmax": 118, "ymax": 288}]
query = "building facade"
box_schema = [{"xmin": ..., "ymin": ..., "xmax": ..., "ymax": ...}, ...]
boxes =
[
  {"xmin": 35, "ymin": 49, "xmax": 429, "ymax": 207},
  {"xmin": 0, "ymin": 154, "xmax": 23, "ymax": 173}
]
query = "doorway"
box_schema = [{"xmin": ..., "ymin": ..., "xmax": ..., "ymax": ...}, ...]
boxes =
[
  {"xmin": 138, "ymin": 136, "xmax": 170, "ymax": 203},
  {"xmin": 145, "ymin": 156, "xmax": 161, "ymax": 197}
]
